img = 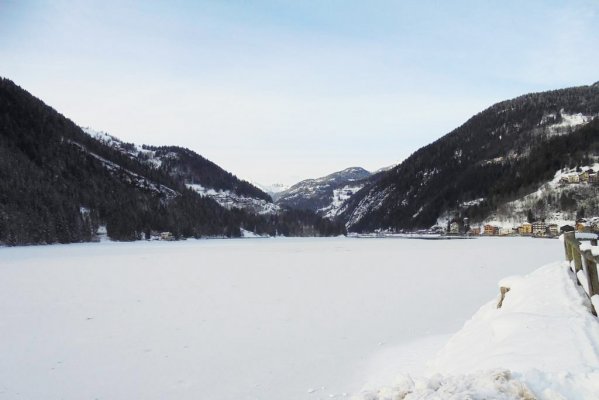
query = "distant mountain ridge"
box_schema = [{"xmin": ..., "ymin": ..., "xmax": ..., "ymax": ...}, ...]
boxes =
[
  {"xmin": 339, "ymin": 83, "xmax": 599, "ymax": 232},
  {"xmin": 276, "ymin": 167, "xmax": 372, "ymax": 217}
]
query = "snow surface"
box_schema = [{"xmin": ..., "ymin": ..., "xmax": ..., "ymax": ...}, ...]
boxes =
[
  {"xmin": 361, "ymin": 261, "xmax": 599, "ymax": 399},
  {"xmin": 0, "ymin": 238, "xmax": 565, "ymax": 400}
]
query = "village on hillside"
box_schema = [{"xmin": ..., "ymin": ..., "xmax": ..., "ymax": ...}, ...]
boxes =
[
  {"xmin": 459, "ymin": 220, "xmax": 571, "ymax": 238},
  {"xmin": 398, "ymin": 218, "xmax": 592, "ymax": 239},
  {"xmin": 437, "ymin": 166, "xmax": 599, "ymax": 238}
]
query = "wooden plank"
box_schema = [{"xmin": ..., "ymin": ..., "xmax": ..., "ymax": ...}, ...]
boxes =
[
  {"xmin": 563, "ymin": 232, "xmax": 599, "ymax": 315},
  {"xmin": 565, "ymin": 234, "xmax": 573, "ymax": 261}
]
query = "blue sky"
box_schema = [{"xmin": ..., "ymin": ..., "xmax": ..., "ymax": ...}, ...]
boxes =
[{"xmin": 1, "ymin": 0, "xmax": 598, "ymax": 184}]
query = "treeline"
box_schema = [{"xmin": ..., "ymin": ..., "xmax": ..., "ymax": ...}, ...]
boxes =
[
  {"xmin": 0, "ymin": 77, "xmax": 344, "ymax": 245},
  {"xmin": 230, "ymin": 207, "xmax": 346, "ymax": 237},
  {"xmin": 105, "ymin": 190, "xmax": 346, "ymax": 241}
]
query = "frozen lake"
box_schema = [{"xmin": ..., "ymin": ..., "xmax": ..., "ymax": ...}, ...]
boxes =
[{"xmin": 0, "ymin": 237, "xmax": 563, "ymax": 399}]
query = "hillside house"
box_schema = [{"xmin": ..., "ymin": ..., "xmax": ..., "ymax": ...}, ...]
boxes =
[
  {"xmin": 576, "ymin": 221, "xmax": 589, "ymax": 233},
  {"xmin": 590, "ymin": 173, "xmax": 599, "ymax": 184},
  {"xmin": 484, "ymin": 224, "xmax": 499, "ymax": 236},
  {"xmin": 532, "ymin": 221, "xmax": 547, "ymax": 236},
  {"xmin": 579, "ymin": 171, "xmax": 590, "ymax": 183},
  {"xmin": 568, "ymin": 174, "xmax": 580, "ymax": 184},
  {"xmin": 518, "ymin": 223, "xmax": 532, "ymax": 235},
  {"xmin": 470, "ymin": 227, "xmax": 481, "ymax": 235},
  {"xmin": 499, "ymin": 227, "xmax": 512, "ymax": 236}
]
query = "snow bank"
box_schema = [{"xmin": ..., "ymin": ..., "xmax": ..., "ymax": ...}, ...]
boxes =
[{"xmin": 359, "ymin": 262, "xmax": 599, "ymax": 399}]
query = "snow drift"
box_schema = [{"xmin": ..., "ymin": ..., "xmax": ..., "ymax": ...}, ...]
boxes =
[{"xmin": 358, "ymin": 262, "xmax": 599, "ymax": 399}]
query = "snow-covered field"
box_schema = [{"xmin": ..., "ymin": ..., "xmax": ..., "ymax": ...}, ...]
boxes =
[{"xmin": 0, "ymin": 237, "xmax": 569, "ymax": 399}]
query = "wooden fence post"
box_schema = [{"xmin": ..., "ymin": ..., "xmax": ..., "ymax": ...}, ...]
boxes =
[
  {"xmin": 564, "ymin": 231, "xmax": 599, "ymax": 316},
  {"xmin": 586, "ymin": 254, "xmax": 599, "ymax": 298},
  {"xmin": 564, "ymin": 232, "xmax": 574, "ymax": 262},
  {"xmin": 573, "ymin": 247, "xmax": 583, "ymax": 273}
]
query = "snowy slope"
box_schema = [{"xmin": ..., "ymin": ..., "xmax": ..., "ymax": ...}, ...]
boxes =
[
  {"xmin": 543, "ymin": 110, "xmax": 595, "ymax": 137},
  {"xmin": 358, "ymin": 260, "xmax": 599, "ymax": 399},
  {"xmin": 464, "ymin": 163, "xmax": 599, "ymax": 230},
  {"xmin": 81, "ymin": 127, "xmax": 164, "ymax": 168},
  {"xmin": 75, "ymin": 128, "xmax": 178, "ymax": 198},
  {"xmin": 186, "ymin": 183, "xmax": 279, "ymax": 214},
  {"xmin": 276, "ymin": 167, "xmax": 372, "ymax": 217},
  {"xmin": 81, "ymin": 127, "xmax": 278, "ymax": 215},
  {"xmin": 319, "ymin": 184, "xmax": 366, "ymax": 219}
]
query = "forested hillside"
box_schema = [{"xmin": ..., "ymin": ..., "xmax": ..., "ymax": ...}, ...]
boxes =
[
  {"xmin": 340, "ymin": 83, "xmax": 599, "ymax": 231},
  {"xmin": 276, "ymin": 167, "xmax": 371, "ymax": 217},
  {"xmin": 0, "ymin": 78, "xmax": 344, "ymax": 245},
  {"xmin": 144, "ymin": 145, "xmax": 272, "ymax": 202}
]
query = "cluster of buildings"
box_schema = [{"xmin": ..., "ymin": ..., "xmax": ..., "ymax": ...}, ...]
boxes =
[
  {"xmin": 457, "ymin": 219, "xmax": 599, "ymax": 238},
  {"xmin": 559, "ymin": 169, "xmax": 599, "ymax": 184},
  {"xmin": 467, "ymin": 221, "xmax": 561, "ymax": 237}
]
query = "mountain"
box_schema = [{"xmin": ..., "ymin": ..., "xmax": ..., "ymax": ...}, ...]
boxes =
[
  {"xmin": 83, "ymin": 128, "xmax": 277, "ymax": 214},
  {"xmin": 339, "ymin": 83, "xmax": 599, "ymax": 232},
  {"xmin": 276, "ymin": 167, "xmax": 372, "ymax": 218},
  {"xmin": 0, "ymin": 78, "xmax": 345, "ymax": 245}
]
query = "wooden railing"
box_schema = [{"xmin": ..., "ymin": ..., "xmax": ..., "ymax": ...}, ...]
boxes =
[{"xmin": 563, "ymin": 231, "xmax": 599, "ymax": 314}]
